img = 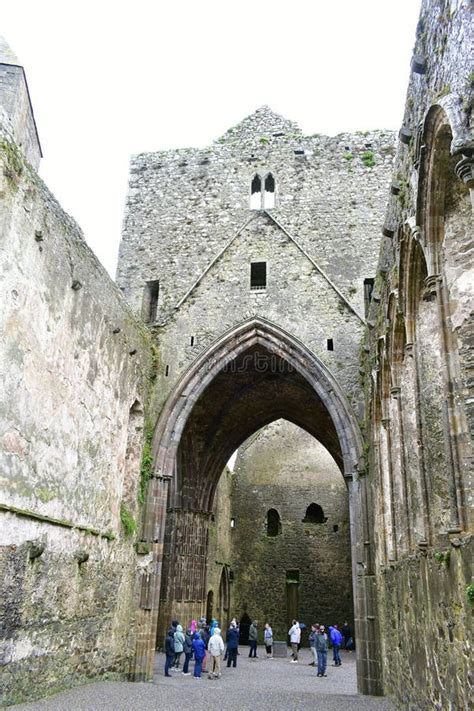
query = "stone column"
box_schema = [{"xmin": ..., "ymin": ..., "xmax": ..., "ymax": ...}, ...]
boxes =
[
  {"xmin": 419, "ymin": 274, "xmax": 460, "ymax": 535},
  {"xmin": 349, "ymin": 473, "xmax": 383, "ymax": 696},
  {"xmin": 130, "ymin": 475, "xmax": 170, "ymax": 681},
  {"xmin": 389, "ymin": 386, "xmax": 411, "ymax": 555},
  {"xmin": 157, "ymin": 508, "xmax": 211, "ymax": 643},
  {"xmin": 400, "ymin": 343, "xmax": 429, "ymax": 547}
]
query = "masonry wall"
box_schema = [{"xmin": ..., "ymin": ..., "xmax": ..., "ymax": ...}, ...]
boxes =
[
  {"xmin": 117, "ymin": 110, "xmax": 395, "ymax": 425},
  {"xmin": 117, "ymin": 115, "xmax": 394, "ymax": 325},
  {"xmin": 0, "ymin": 123, "xmax": 152, "ymax": 705},
  {"xmin": 363, "ymin": 0, "xmax": 473, "ymax": 707},
  {"xmin": 230, "ymin": 420, "xmax": 353, "ymax": 643}
]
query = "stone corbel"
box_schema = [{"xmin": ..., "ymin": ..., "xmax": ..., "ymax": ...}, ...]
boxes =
[
  {"xmin": 423, "ymin": 274, "xmax": 441, "ymax": 299},
  {"xmin": 454, "ymin": 154, "xmax": 474, "ymax": 188},
  {"xmin": 455, "ymin": 153, "xmax": 474, "ymax": 210}
]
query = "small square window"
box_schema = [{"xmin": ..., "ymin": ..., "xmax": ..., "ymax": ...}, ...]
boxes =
[{"xmin": 250, "ymin": 262, "xmax": 267, "ymax": 291}]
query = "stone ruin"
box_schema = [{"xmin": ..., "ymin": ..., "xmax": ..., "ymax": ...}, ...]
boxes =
[{"xmin": 0, "ymin": 1, "xmax": 472, "ymax": 707}]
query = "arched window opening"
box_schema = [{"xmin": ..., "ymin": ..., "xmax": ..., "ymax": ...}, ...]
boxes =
[
  {"xmin": 250, "ymin": 174, "xmax": 262, "ymax": 209},
  {"xmin": 303, "ymin": 503, "xmax": 327, "ymax": 524},
  {"xmin": 267, "ymin": 508, "xmax": 281, "ymax": 537},
  {"xmin": 123, "ymin": 400, "xmax": 144, "ymax": 505},
  {"xmin": 264, "ymin": 173, "xmax": 275, "ymax": 208}
]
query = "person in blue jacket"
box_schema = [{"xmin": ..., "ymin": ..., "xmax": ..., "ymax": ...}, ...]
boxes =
[
  {"xmin": 225, "ymin": 622, "xmax": 240, "ymax": 668},
  {"xmin": 192, "ymin": 631, "xmax": 206, "ymax": 678},
  {"xmin": 210, "ymin": 618, "xmax": 219, "ymax": 636},
  {"xmin": 329, "ymin": 624, "xmax": 343, "ymax": 666},
  {"xmin": 164, "ymin": 628, "xmax": 175, "ymax": 677}
]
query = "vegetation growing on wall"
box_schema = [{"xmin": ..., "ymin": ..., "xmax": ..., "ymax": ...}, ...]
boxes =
[
  {"xmin": 1, "ymin": 138, "xmax": 23, "ymax": 188},
  {"xmin": 138, "ymin": 424, "xmax": 153, "ymax": 504},
  {"xmin": 120, "ymin": 503, "xmax": 137, "ymax": 537}
]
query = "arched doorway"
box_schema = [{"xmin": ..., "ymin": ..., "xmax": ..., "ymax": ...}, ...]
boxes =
[
  {"xmin": 206, "ymin": 590, "xmax": 214, "ymax": 623},
  {"xmin": 132, "ymin": 318, "xmax": 380, "ymax": 695}
]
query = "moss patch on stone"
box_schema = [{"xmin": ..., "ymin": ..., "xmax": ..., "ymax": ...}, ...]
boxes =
[{"xmin": 120, "ymin": 503, "xmax": 137, "ymax": 537}]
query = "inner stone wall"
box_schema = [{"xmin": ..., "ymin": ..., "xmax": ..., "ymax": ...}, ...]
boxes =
[
  {"xmin": 230, "ymin": 420, "xmax": 353, "ymax": 643},
  {"xmin": 363, "ymin": 0, "xmax": 473, "ymax": 707},
  {"xmin": 0, "ymin": 121, "xmax": 152, "ymax": 705}
]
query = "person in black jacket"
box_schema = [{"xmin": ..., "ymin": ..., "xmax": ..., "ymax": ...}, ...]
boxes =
[
  {"xmin": 226, "ymin": 622, "xmax": 240, "ymax": 668},
  {"xmin": 164, "ymin": 628, "xmax": 175, "ymax": 677},
  {"xmin": 182, "ymin": 627, "xmax": 193, "ymax": 675},
  {"xmin": 341, "ymin": 621, "xmax": 351, "ymax": 649}
]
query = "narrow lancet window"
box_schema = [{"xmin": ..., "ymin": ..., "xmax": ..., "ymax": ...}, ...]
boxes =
[
  {"xmin": 250, "ymin": 174, "xmax": 262, "ymax": 209},
  {"xmin": 264, "ymin": 173, "xmax": 275, "ymax": 208}
]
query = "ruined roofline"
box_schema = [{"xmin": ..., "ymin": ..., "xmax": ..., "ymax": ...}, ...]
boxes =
[{"xmin": 129, "ymin": 125, "xmax": 396, "ymax": 162}]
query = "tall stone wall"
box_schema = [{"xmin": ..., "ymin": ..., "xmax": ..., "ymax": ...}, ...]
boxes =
[
  {"xmin": 0, "ymin": 121, "xmax": 152, "ymax": 705},
  {"xmin": 230, "ymin": 420, "xmax": 353, "ymax": 643},
  {"xmin": 363, "ymin": 0, "xmax": 473, "ymax": 707}
]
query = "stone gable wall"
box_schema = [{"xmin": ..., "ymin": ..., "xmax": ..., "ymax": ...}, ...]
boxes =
[{"xmin": 117, "ymin": 109, "xmax": 395, "ymax": 326}]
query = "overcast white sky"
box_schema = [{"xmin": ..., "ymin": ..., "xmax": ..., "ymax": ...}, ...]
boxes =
[{"xmin": 3, "ymin": 0, "xmax": 421, "ymax": 277}]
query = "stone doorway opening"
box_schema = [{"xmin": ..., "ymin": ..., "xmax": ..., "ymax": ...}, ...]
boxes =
[
  {"xmin": 137, "ymin": 319, "xmax": 381, "ymax": 695},
  {"xmin": 228, "ymin": 419, "xmax": 353, "ymax": 647},
  {"xmin": 205, "ymin": 590, "xmax": 214, "ymax": 623}
]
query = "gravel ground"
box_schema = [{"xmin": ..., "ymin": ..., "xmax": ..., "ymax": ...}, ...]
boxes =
[{"xmin": 11, "ymin": 648, "xmax": 396, "ymax": 710}]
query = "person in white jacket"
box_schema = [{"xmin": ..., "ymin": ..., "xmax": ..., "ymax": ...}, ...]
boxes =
[
  {"xmin": 288, "ymin": 620, "xmax": 301, "ymax": 662},
  {"xmin": 208, "ymin": 627, "xmax": 225, "ymax": 679}
]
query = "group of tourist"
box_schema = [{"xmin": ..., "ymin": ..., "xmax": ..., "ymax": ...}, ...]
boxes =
[
  {"xmin": 165, "ymin": 616, "xmax": 240, "ymax": 679},
  {"xmin": 164, "ymin": 616, "xmax": 353, "ymax": 680}
]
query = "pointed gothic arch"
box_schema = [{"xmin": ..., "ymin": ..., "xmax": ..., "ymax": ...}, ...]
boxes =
[{"xmin": 133, "ymin": 318, "xmax": 382, "ymax": 696}]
